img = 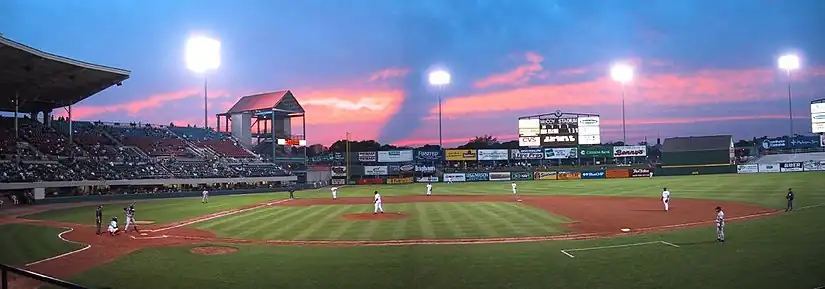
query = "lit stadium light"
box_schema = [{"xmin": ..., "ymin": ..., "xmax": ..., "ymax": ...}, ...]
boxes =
[
  {"xmin": 428, "ymin": 70, "xmax": 451, "ymax": 86},
  {"xmin": 185, "ymin": 36, "xmax": 221, "ymax": 73},
  {"xmin": 778, "ymin": 54, "xmax": 800, "ymax": 72},
  {"xmin": 610, "ymin": 64, "xmax": 634, "ymax": 84}
]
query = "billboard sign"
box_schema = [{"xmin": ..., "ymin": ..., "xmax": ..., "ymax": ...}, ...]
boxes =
[
  {"xmin": 331, "ymin": 179, "xmax": 346, "ymax": 185},
  {"xmin": 606, "ymin": 168, "xmax": 630, "ymax": 178},
  {"xmin": 803, "ymin": 161, "xmax": 823, "ymax": 172},
  {"xmin": 580, "ymin": 171, "xmax": 606, "ymax": 179},
  {"xmin": 779, "ymin": 162, "xmax": 803, "ymax": 172},
  {"xmin": 488, "ymin": 172, "xmax": 511, "ymax": 181},
  {"xmin": 445, "ymin": 149, "xmax": 478, "ymax": 161},
  {"xmin": 736, "ymin": 164, "xmax": 759, "ymax": 174},
  {"xmin": 579, "ymin": 146, "xmax": 613, "ymax": 158},
  {"xmin": 510, "ymin": 172, "xmax": 533, "ymax": 180},
  {"xmin": 519, "ymin": 136, "xmax": 540, "ymax": 147},
  {"xmin": 416, "ymin": 177, "xmax": 440, "ymax": 183},
  {"xmin": 364, "ymin": 166, "xmax": 388, "ymax": 176},
  {"xmin": 378, "ymin": 150, "xmax": 414, "ymax": 162},
  {"xmin": 533, "ymin": 171, "xmax": 558, "ymax": 180},
  {"xmin": 577, "ymin": 116, "xmax": 600, "ymax": 145},
  {"xmin": 477, "ymin": 149, "xmax": 509, "ymax": 161},
  {"xmin": 465, "ymin": 172, "xmax": 490, "ymax": 182},
  {"xmin": 812, "ymin": 102, "xmax": 825, "ymax": 114},
  {"xmin": 415, "ymin": 165, "xmax": 436, "ymax": 173},
  {"xmin": 613, "ymin": 145, "xmax": 647, "ymax": 157},
  {"xmin": 443, "ymin": 173, "xmax": 466, "ymax": 182},
  {"xmin": 758, "ymin": 163, "xmax": 780, "ymax": 173},
  {"xmin": 331, "ymin": 166, "xmax": 347, "ymax": 177},
  {"xmin": 630, "ymin": 168, "xmax": 651, "ymax": 177},
  {"xmin": 510, "ymin": 149, "xmax": 544, "ymax": 160},
  {"xmin": 544, "ymin": 147, "xmax": 578, "ymax": 159},
  {"xmin": 387, "ymin": 177, "xmax": 414, "ymax": 184},
  {"xmin": 399, "ymin": 164, "xmax": 415, "ymax": 172},
  {"xmin": 358, "ymin": 152, "xmax": 377, "ymax": 162},
  {"xmin": 814, "ymin": 123, "xmax": 825, "ymax": 134},
  {"xmin": 557, "ymin": 171, "xmax": 582, "ymax": 180},
  {"xmin": 414, "ymin": 150, "xmax": 443, "ymax": 161}
]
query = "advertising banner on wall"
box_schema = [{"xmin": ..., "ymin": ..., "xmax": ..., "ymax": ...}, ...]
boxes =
[
  {"xmin": 465, "ymin": 172, "xmax": 490, "ymax": 182},
  {"xmin": 758, "ymin": 163, "xmax": 780, "ymax": 173},
  {"xmin": 510, "ymin": 149, "xmax": 544, "ymax": 160},
  {"xmin": 803, "ymin": 161, "xmax": 823, "ymax": 171},
  {"xmin": 388, "ymin": 165, "xmax": 401, "ymax": 175},
  {"xmin": 416, "ymin": 177, "xmax": 440, "ymax": 183},
  {"xmin": 387, "ymin": 177, "xmax": 414, "ymax": 184},
  {"xmin": 364, "ymin": 166, "xmax": 388, "ymax": 176},
  {"xmin": 605, "ymin": 168, "xmax": 630, "ymax": 178},
  {"xmin": 488, "ymin": 172, "xmax": 511, "ymax": 181},
  {"xmin": 761, "ymin": 136, "xmax": 822, "ymax": 149},
  {"xmin": 331, "ymin": 179, "xmax": 346, "ymax": 185},
  {"xmin": 477, "ymin": 149, "xmax": 509, "ymax": 161},
  {"xmin": 443, "ymin": 173, "xmax": 466, "ymax": 182},
  {"xmin": 510, "ymin": 172, "xmax": 533, "ymax": 180},
  {"xmin": 331, "ymin": 166, "xmax": 347, "ymax": 177},
  {"xmin": 415, "ymin": 165, "xmax": 436, "ymax": 173},
  {"xmin": 613, "ymin": 145, "xmax": 648, "ymax": 157},
  {"xmin": 533, "ymin": 171, "xmax": 558, "ymax": 180},
  {"xmin": 399, "ymin": 164, "xmax": 415, "ymax": 172},
  {"xmin": 358, "ymin": 152, "xmax": 377, "ymax": 162},
  {"xmin": 780, "ymin": 162, "xmax": 803, "ymax": 172},
  {"xmin": 580, "ymin": 171, "xmax": 606, "ymax": 179},
  {"xmin": 356, "ymin": 178, "xmax": 385, "ymax": 185},
  {"xmin": 544, "ymin": 148, "xmax": 578, "ymax": 159},
  {"xmin": 414, "ymin": 150, "xmax": 443, "ymax": 161},
  {"xmin": 519, "ymin": 136, "xmax": 541, "ymax": 147},
  {"xmin": 579, "ymin": 146, "xmax": 613, "ymax": 158},
  {"xmin": 630, "ymin": 168, "xmax": 651, "ymax": 177},
  {"xmin": 557, "ymin": 171, "xmax": 582, "ymax": 180},
  {"xmin": 378, "ymin": 150, "xmax": 414, "ymax": 162},
  {"xmin": 736, "ymin": 164, "xmax": 759, "ymax": 174},
  {"xmin": 445, "ymin": 149, "xmax": 478, "ymax": 161}
]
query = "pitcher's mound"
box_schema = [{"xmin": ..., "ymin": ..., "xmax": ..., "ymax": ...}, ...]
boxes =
[
  {"xmin": 134, "ymin": 221, "xmax": 155, "ymax": 225},
  {"xmin": 342, "ymin": 212, "xmax": 408, "ymax": 221},
  {"xmin": 189, "ymin": 246, "xmax": 238, "ymax": 255}
]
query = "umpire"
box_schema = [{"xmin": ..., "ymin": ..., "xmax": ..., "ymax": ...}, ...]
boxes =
[
  {"xmin": 785, "ymin": 188, "xmax": 795, "ymax": 212},
  {"xmin": 95, "ymin": 205, "xmax": 103, "ymax": 234},
  {"xmin": 289, "ymin": 187, "xmax": 295, "ymax": 199}
]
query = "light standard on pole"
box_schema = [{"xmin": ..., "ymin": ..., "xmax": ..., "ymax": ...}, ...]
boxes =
[
  {"xmin": 610, "ymin": 63, "xmax": 634, "ymax": 144},
  {"xmin": 185, "ymin": 35, "xmax": 222, "ymax": 129},
  {"xmin": 778, "ymin": 54, "xmax": 800, "ymax": 137},
  {"xmin": 428, "ymin": 70, "xmax": 451, "ymax": 149}
]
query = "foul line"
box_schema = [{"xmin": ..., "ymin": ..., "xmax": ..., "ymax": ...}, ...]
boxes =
[
  {"xmin": 560, "ymin": 240, "xmax": 678, "ymax": 258},
  {"xmin": 149, "ymin": 199, "xmax": 291, "ymax": 233},
  {"xmin": 25, "ymin": 227, "xmax": 91, "ymax": 266}
]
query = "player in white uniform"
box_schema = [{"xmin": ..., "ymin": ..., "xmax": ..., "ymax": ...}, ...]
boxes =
[
  {"xmin": 661, "ymin": 187, "xmax": 671, "ymax": 212},
  {"xmin": 649, "ymin": 171, "xmax": 654, "ymax": 178},
  {"xmin": 373, "ymin": 191, "xmax": 384, "ymax": 214},
  {"xmin": 331, "ymin": 186, "xmax": 338, "ymax": 200},
  {"xmin": 715, "ymin": 206, "xmax": 725, "ymax": 242},
  {"xmin": 108, "ymin": 217, "xmax": 119, "ymax": 236},
  {"xmin": 445, "ymin": 176, "xmax": 452, "ymax": 184},
  {"xmin": 511, "ymin": 182, "xmax": 518, "ymax": 195},
  {"xmin": 202, "ymin": 190, "xmax": 209, "ymax": 203},
  {"xmin": 426, "ymin": 183, "xmax": 432, "ymax": 196}
]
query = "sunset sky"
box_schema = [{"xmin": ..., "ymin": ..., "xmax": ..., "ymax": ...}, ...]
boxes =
[{"xmin": 3, "ymin": 0, "xmax": 825, "ymax": 147}]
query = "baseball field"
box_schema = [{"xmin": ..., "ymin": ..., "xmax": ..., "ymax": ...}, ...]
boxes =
[{"xmin": 1, "ymin": 172, "xmax": 824, "ymax": 289}]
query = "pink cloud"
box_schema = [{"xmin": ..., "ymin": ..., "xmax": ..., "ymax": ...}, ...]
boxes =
[
  {"xmin": 368, "ymin": 68, "xmax": 409, "ymax": 82},
  {"xmin": 473, "ymin": 52, "xmax": 546, "ymax": 89}
]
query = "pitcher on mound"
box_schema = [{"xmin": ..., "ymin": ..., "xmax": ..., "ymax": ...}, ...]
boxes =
[{"xmin": 373, "ymin": 191, "xmax": 384, "ymax": 214}]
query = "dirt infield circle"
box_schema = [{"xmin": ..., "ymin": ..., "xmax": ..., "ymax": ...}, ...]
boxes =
[
  {"xmin": 190, "ymin": 246, "xmax": 238, "ymax": 255},
  {"xmin": 342, "ymin": 212, "xmax": 409, "ymax": 220}
]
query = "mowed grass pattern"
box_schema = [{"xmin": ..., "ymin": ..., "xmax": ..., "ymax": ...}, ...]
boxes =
[
  {"xmin": 196, "ymin": 202, "xmax": 572, "ymax": 240},
  {"xmin": 0, "ymin": 224, "xmax": 84, "ymax": 266}
]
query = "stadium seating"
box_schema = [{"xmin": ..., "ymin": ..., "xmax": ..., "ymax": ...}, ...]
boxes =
[
  {"xmin": 750, "ymin": 152, "xmax": 825, "ymax": 164},
  {"xmin": 19, "ymin": 120, "xmax": 86, "ymax": 157}
]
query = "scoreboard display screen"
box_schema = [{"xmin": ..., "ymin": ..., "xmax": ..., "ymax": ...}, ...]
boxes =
[{"xmin": 539, "ymin": 118, "xmax": 578, "ymax": 147}]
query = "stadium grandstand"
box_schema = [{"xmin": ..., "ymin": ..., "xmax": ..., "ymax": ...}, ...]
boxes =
[{"xmin": 0, "ymin": 35, "xmax": 297, "ymax": 201}]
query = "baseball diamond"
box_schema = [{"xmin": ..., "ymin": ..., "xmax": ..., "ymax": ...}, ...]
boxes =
[{"xmin": 1, "ymin": 172, "xmax": 825, "ymax": 289}]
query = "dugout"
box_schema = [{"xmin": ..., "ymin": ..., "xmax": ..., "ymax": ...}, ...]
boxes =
[{"xmin": 656, "ymin": 135, "xmax": 736, "ymax": 176}]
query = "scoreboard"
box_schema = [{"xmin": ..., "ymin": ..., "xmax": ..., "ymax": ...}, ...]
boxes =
[
  {"xmin": 518, "ymin": 113, "xmax": 600, "ymax": 147},
  {"xmin": 539, "ymin": 118, "xmax": 578, "ymax": 147}
]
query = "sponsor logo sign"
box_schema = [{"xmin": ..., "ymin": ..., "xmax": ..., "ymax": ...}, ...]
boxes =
[
  {"xmin": 780, "ymin": 162, "xmax": 803, "ymax": 172},
  {"xmin": 758, "ymin": 163, "xmax": 780, "ymax": 173},
  {"xmin": 416, "ymin": 177, "xmax": 440, "ymax": 183},
  {"xmin": 541, "ymin": 134, "xmax": 578, "ymax": 147},
  {"xmin": 533, "ymin": 171, "xmax": 558, "ymax": 180},
  {"xmin": 544, "ymin": 147, "xmax": 578, "ymax": 159},
  {"xmin": 762, "ymin": 136, "xmax": 822, "ymax": 149},
  {"xmin": 414, "ymin": 150, "xmax": 443, "ymax": 161},
  {"xmin": 387, "ymin": 177, "xmax": 414, "ymax": 184},
  {"xmin": 364, "ymin": 166, "xmax": 388, "ymax": 176},
  {"xmin": 519, "ymin": 118, "xmax": 540, "ymax": 129},
  {"xmin": 465, "ymin": 172, "xmax": 490, "ymax": 182},
  {"xmin": 331, "ymin": 179, "xmax": 346, "ymax": 185},
  {"xmin": 356, "ymin": 178, "xmax": 385, "ymax": 185},
  {"xmin": 812, "ymin": 102, "xmax": 825, "ymax": 114},
  {"xmin": 613, "ymin": 145, "xmax": 647, "ymax": 157},
  {"xmin": 518, "ymin": 128, "xmax": 540, "ymax": 136},
  {"xmin": 510, "ymin": 149, "xmax": 544, "ymax": 160},
  {"xmin": 510, "ymin": 172, "xmax": 533, "ymax": 180},
  {"xmin": 334, "ymin": 152, "xmax": 344, "ymax": 160},
  {"xmin": 378, "ymin": 150, "xmax": 414, "ymax": 162},
  {"xmin": 578, "ymin": 135, "xmax": 601, "ymax": 145},
  {"xmin": 415, "ymin": 165, "xmax": 436, "ymax": 173},
  {"xmin": 445, "ymin": 149, "xmax": 478, "ymax": 161},
  {"xmin": 580, "ymin": 171, "xmax": 606, "ymax": 179},
  {"xmin": 557, "ymin": 171, "xmax": 582, "ymax": 180},
  {"xmin": 331, "ymin": 166, "xmax": 347, "ymax": 177},
  {"xmin": 631, "ymin": 168, "xmax": 651, "ymax": 178},
  {"xmin": 443, "ymin": 173, "xmax": 466, "ymax": 182},
  {"xmin": 477, "ymin": 149, "xmax": 509, "ymax": 161},
  {"xmin": 488, "ymin": 172, "xmax": 511, "ymax": 181},
  {"xmin": 358, "ymin": 152, "xmax": 377, "ymax": 162},
  {"xmin": 579, "ymin": 146, "xmax": 613, "ymax": 158},
  {"xmin": 519, "ymin": 136, "xmax": 540, "ymax": 147},
  {"xmin": 400, "ymin": 164, "xmax": 415, "ymax": 172},
  {"xmin": 815, "ymin": 123, "xmax": 825, "ymax": 134},
  {"xmin": 605, "ymin": 168, "xmax": 630, "ymax": 178},
  {"xmin": 761, "ymin": 138, "xmax": 787, "ymax": 149},
  {"xmin": 803, "ymin": 161, "xmax": 823, "ymax": 172},
  {"xmin": 736, "ymin": 164, "xmax": 759, "ymax": 174},
  {"xmin": 577, "ymin": 116, "xmax": 600, "ymax": 127},
  {"xmin": 577, "ymin": 116, "xmax": 601, "ymax": 145},
  {"xmin": 388, "ymin": 165, "xmax": 401, "ymax": 175},
  {"xmin": 812, "ymin": 112, "xmax": 825, "ymax": 123},
  {"xmin": 309, "ymin": 165, "xmax": 331, "ymax": 171},
  {"xmin": 577, "ymin": 126, "xmax": 600, "ymax": 135}
]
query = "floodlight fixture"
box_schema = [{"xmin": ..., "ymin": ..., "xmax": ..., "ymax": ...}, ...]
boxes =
[
  {"xmin": 611, "ymin": 63, "xmax": 634, "ymax": 84},
  {"xmin": 428, "ymin": 70, "xmax": 451, "ymax": 86}
]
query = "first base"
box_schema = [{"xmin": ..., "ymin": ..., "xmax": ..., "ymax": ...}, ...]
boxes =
[
  {"xmin": 140, "ymin": 233, "xmax": 149, "ymax": 236},
  {"xmin": 517, "ymin": 199, "xmax": 523, "ymax": 202},
  {"xmin": 620, "ymin": 228, "xmax": 631, "ymax": 232}
]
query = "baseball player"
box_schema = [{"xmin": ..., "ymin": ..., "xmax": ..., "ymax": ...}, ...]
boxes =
[
  {"xmin": 715, "ymin": 206, "xmax": 725, "ymax": 242},
  {"xmin": 445, "ymin": 176, "xmax": 452, "ymax": 184},
  {"xmin": 649, "ymin": 171, "xmax": 654, "ymax": 178},
  {"xmin": 108, "ymin": 217, "xmax": 119, "ymax": 236},
  {"xmin": 373, "ymin": 190, "xmax": 384, "ymax": 214},
  {"xmin": 661, "ymin": 187, "xmax": 671, "ymax": 212},
  {"xmin": 202, "ymin": 189, "xmax": 209, "ymax": 203},
  {"xmin": 511, "ymin": 182, "xmax": 518, "ymax": 195},
  {"xmin": 289, "ymin": 187, "xmax": 295, "ymax": 199},
  {"xmin": 785, "ymin": 188, "xmax": 794, "ymax": 212},
  {"xmin": 95, "ymin": 205, "xmax": 103, "ymax": 235},
  {"xmin": 124, "ymin": 204, "xmax": 140, "ymax": 233},
  {"xmin": 426, "ymin": 183, "xmax": 432, "ymax": 196},
  {"xmin": 331, "ymin": 186, "xmax": 338, "ymax": 200}
]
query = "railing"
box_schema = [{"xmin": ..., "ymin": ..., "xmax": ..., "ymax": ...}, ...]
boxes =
[{"xmin": 1, "ymin": 263, "xmax": 89, "ymax": 289}]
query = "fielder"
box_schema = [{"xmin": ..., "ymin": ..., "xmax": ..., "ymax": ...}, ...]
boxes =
[
  {"xmin": 511, "ymin": 182, "xmax": 518, "ymax": 195},
  {"xmin": 202, "ymin": 189, "xmax": 209, "ymax": 203},
  {"xmin": 426, "ymin": 183, "xmax": 432, "ymax": 196},
  {"xmin": 445, "ymin": 176, "xmax": 453, "ymax": 184},
  {"xmin": 649, "ymin": 171, "xmax": 654, "ymax": 178},
  {"xmin": 331, "ymin": 186, "xmax": 338, "ymax": 200},
  {"xmin": 785, "ymin": 188, "xmax": 794, "ymax": 212},
  {"xmin": 373, "ymin": 190, "xmax": 384, "ymax": 214},
  {"xmin": 108, "ymin": 217, "xmax": 119, "ymax": 236},
  {"xmin": 661, "ymin": 187, "xmax": 671, "ymax": 212},
  {"xmin": 715, "ymin": 206, "xmax": 725, "ymax": 242}
]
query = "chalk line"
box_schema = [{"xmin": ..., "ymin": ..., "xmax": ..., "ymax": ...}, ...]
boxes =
[
  {"xmin": 560, "ymin": 241, "xmax": 677, "ymax": 258},
  {"xmin": 25, "ymin": 227, "xmax": 91, "ymax": 266},
  {"xmin": 149, "ymin": 199, "xmax": 290, "ymax": 233}
]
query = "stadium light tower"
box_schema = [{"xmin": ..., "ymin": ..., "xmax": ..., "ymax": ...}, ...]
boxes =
[
  {"xmin": 778, "ymin": 54, "xmax": 800, "ymax": 137},
  {"xmin": 428, "ymin": 69, "xmax": 451, "ymax": 148},
  {"xmin": 611, "ymin": 63, "xmax": 634, "ymax": 144},
  {"xmin": 185, "ymin": 35, "xmax": 222, "ymax": 129}
]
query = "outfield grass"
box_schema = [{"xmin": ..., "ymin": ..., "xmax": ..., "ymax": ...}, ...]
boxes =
[
  {"xmin": 196, "ymin": 202, "xmax": 572, "ymax": 240},
  {"xmin": 0, "ymin": 224, "xmax": 84, "ymax": 266}
]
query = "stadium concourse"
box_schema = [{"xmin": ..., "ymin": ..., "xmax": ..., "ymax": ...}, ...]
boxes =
[{"xmin": 0, "ymin": 35, "xmax": 293, "ymax": 200}]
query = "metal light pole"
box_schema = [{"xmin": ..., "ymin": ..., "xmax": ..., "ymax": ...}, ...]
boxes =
[
  {"xmin": 778, "ymin": 54, "xmax": 800, "ymax": 137},
  {"xmin": 185, "ymin": 35, "xmax": 221, "ymax": 129},
  {"xmin": 428, "ymin": 70, "xmax": 451, "ymax": 148},
  {"xmin": 621, "ymin": 83, "xmax": 627, "ymax": 144},
  {"xmin": 611, "ymin": 63, "xmax": 634, "ymax": 144},
  {"xmin": 437, "ymin": 87, "xmax": 443, "ymax": 148},
  {"xmin": 204, "ymin": 75, "xmax": 209, "ymax": 129}
]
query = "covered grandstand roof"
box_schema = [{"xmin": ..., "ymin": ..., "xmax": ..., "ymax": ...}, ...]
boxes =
[
  {"xmin": 661, "ymin": 135, "xmax": 732, "ymax": 152},
  {"xmin": 0, "ymin": 35, "xmax": 130, "ymax": 112},
  {"xmin": 219, "ymin": 90, "xmax": 305, "ymax": 116}
]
